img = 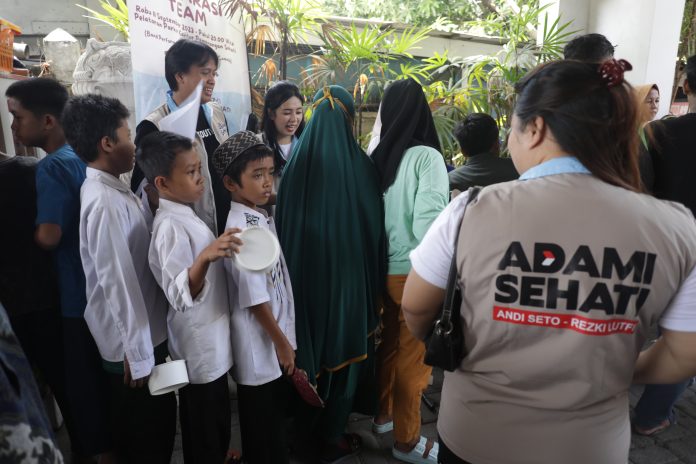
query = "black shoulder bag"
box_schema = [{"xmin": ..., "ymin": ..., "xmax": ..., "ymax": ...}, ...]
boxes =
[{"xmin": 424, "ymin": 187, "xmax": 480, "ymax": 372}]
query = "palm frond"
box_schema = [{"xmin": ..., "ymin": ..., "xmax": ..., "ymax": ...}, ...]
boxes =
[
  {"xmin": 387, "ymin": 24, "xmax": 432, "ymax": 58},
  {"xmin": 76, "ymin": 0, "xmax": 129, "ymax": 40},
  {"xmin": 247, "ymin": 24, "xmax": 276, "ymax": 55}
]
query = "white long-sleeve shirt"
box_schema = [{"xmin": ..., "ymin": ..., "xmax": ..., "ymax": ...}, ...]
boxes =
[
  {"xmin": 149, "ymin": 198, "xmax": 233, "ymax": 384},
  {"xmin": 79, "ymin": 167, "xmax": 168, "ymax": 380}
]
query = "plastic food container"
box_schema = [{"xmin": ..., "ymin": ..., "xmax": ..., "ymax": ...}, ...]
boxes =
[{"xmin": 148, "ymin": 360, "xmax": 189, "ymax": 396}]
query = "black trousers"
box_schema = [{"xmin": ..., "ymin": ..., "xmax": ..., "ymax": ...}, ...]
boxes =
[
  {"xmin": 62, "ymin": 317, "xmax": 112, "ymax": 456},
  {"xmin": 10, "ymin": 309, "xmax": 68, "ymax": 423},
  {"xmin": 179, "ymin": 373, "xmax": 231, "ymax": 464},
  {"xmin": 237, "ymin": 376, "xmax": 290, "ymax": 464},
  {"xmin": 438, "ymin": 435, "xmax": 473, "ymax": 464},
  {"xmin": 107, "ymin": 371, "xmax": 177, "ymax": 464}
]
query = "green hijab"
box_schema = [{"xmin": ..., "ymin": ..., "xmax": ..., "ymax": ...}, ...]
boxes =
[{"xmin": 276, "ymin": 85, "xmax": 384, "ymax": 382}]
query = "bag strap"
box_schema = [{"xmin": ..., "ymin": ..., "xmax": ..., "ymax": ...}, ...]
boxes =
[{"xmin": 438, "ymin": 186, "xmax": 481, "ymax": 331}]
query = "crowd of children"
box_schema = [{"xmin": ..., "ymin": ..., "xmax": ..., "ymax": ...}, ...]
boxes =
[{"xmin": 4, "ymin": 53, "xmax": 303, "ymax": 462}]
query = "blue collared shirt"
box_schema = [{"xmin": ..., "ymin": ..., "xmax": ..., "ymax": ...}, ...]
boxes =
[
  {"xmin": 519, "ymin": 156, "xmax": 590, "ymax": 180},
  {"xmin": 35, "ymin": 144, "xmax": 87, "ymax": 317}
]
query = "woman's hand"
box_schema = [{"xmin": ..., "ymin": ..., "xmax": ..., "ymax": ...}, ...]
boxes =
[{"xmin": 634, "ymin": 329, "xmax": 696, "ymax": 384}]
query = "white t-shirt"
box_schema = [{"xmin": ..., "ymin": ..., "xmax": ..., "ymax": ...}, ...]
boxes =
[
  {"xmin": 79, "ymin": 167, "xmax": 168, "ymax": 380},
  {"xmin": 279, "ymin": 142, "xmax": 292, "ymax": 161},
  {"xmin": 224, "ymin": 202, "xmax": 296, "ymax": 386},
  {"xmin": 148, "ymin": 199, "xmax": 233, "ymax": 384},
  {"xmin": 410, "ymin": 190, "xmax": 696, "ymax": 332}
]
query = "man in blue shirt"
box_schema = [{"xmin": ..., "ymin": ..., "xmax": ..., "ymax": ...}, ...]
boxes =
[{"xmin": 6, "ymin": 78, "xmax": 113, "ymax": 463}]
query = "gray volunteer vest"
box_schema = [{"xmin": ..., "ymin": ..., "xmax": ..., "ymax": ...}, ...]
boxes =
[
  {"xmin": 439, "ymin": 173, "xmax": 696, "ymax": 464},
  {"xmin": 145, "ymin": 102, "xmax": 228, "ymax": 233}
]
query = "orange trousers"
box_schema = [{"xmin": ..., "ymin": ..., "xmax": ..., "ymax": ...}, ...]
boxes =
[{"xmin": 376, "ymin": 274, "xmax": 432, "ymax": 444}]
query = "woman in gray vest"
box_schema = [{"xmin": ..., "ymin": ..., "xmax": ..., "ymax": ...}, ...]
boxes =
[{"xmin": 402, "ymin": 58, "xmax": 696, "ymax": 464}]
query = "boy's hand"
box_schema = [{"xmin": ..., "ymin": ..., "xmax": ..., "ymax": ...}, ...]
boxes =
[
  {"xmin": 123, "ymin": 356, "xmax": 147, "ymax": 388},
  {"xmin": 250, "ymin": 303, "xmax": 294, "ymax": 376},
  {"xmin": 202, "ymin": 228, "xmax": 243, "ymax": 262},
  {"xmin": 189, "ymin": 228, "xmax": 242, "ymax": 298},
  {"xmin": 276, "ymin": 341, "xmax": 296, "ymax": 376}
]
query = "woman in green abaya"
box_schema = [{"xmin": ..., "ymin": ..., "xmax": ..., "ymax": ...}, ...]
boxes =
[{"xmin": 276, "ymin": 85, "xmax": 384, "ymax": 462}]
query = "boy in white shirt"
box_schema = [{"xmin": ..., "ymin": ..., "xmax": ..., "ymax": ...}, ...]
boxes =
[
  {"xmin": 212, "ymin": 131, "xmax": 296, "ymax": 464},
  {"xmin": 62, "ymin": 94, "xmax": 176, "ymax": 463},
  {"xmin": 137, "ymin": 131, "xmax": 242, "ymax": 462}
]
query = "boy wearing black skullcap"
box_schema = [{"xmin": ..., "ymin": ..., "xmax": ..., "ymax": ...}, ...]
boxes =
[{"xmin": 213, "ymin": 131, "xmax": 296, "ymax": 464}]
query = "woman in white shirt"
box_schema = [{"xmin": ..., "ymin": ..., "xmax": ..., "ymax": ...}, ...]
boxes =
[
  {"xmin": 401, "ymin": 59, "xmax": 696, "ymax": 464},
  {"xmin": 261, "ymin": 81, "xmax": 305, "ymax": 176}
]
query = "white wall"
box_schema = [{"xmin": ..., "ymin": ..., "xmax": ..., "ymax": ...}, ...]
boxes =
[
  {"xmin": 419, "ymin": 32, "xmax": 503, "ymax": 59},
  {"xmin": 0, "ymin": 76, "xmax": 22, "ymax": 156},
  {"xmin": 5, "ymin": 0, "xmax": 125, "ymax": 54},
  {"xmin": 590, "ymin": 0, "xmax": 685, "ymax": 117},
  {"xmin": 5, "ymin": 0, "xmax": 90, "ymax": 36},
  {"xmin": 544, "ymin": 0, "xmax": 686, "ymax": 118},
  {"xmin": 540, "ymin": 0, "xmax": 590, "ymax": 36}
]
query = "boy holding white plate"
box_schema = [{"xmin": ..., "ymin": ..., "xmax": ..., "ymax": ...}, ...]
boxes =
[
  {"xmin": 137, "ymin": 131, "xmax": 243, "ymax": 463},
  {"xmin": 213, "ymin": 130, "xmax": 296, "ymax": 464}
]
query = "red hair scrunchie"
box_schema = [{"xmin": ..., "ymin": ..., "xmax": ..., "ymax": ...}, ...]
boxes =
[{"xmin": 598, "ymin": 59, "xmax": 633, "ymax": 88}]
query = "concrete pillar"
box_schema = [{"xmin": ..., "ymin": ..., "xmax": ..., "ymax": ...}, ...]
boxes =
[
  {"xmin": 541, "ymin": 0, "xmax": 686, "ymax": 118},
  {"xmin": 539, "ymin": 0, "xmax": 590, "ymax": 36}
]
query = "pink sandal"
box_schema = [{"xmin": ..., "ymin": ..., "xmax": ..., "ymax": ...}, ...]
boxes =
[{"xmin": 633, "ymin": 418, "xmax": 672, "ymax": 436}]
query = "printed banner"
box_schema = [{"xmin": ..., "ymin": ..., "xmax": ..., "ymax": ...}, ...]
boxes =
[{"xmin": 128, "ymin": 0, "xmax": 251, "ymax": 134}]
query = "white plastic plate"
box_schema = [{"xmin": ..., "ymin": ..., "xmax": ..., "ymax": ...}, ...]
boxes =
[{"xmin": 235, "ymin": 226, "xmax": 281, "ymax": 273}]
